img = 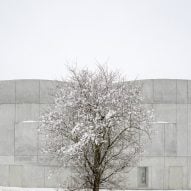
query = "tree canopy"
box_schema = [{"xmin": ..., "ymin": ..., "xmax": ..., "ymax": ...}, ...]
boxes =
[{"xmin": 39, "ymin": 66, "xmax": 153, "ymax": 191}]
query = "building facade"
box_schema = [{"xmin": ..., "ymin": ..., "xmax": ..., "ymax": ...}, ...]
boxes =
[{"xmin": 0, "ymin": 79, "xmax": 190, "ymax": 189}]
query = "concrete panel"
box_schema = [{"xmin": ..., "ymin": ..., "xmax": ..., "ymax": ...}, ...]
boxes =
[
  {"xmin": 9, "ymin": 165, "xmax": 23, "ymax": 187},
  {"xmin": 153, "ymin": 104, "xmax": 176, "ymax": 123},
  {"xmin": 0, "ymin": 156, "xmax": 14, "ymax": 165},
  {"xmin": 139, "ymin": 157, "xmax": 164, "ymax": 189},
  {"xmin": 188, "ymin": 80, "xmax": 191, "ymax": 103},
  {"xmin": 0, "ymin": 104, "xmax": 15, "ymax": 154},
  {"xmin": 187, "ymin": 157, "xmax": 191, "ymax": 189},
  {"xmin": 188, "ymin": 104, "xmax": 191, "ymax": 156},
  {"xmin": 164, "ymin": 157, "xmax": 187, "ymax": 189},
  {"xmin": 15, "ymin": 156, "xmax": 37, "ymax": 164},
  {"xmin": 45, "ymin": 167, "xmax": 60, "ymax": 187},
  {"xmin": 154, "ymin": 79, "xmax": 176, "ymax": 103},
  {"xmin": 16, "ymin": 80, "xmax": 40, "ymax": 103},
  {"xmin": 164, "ymin": 156, "xmax": 187, "ymax": 167},
  {"xmin": 59, "ymin": 167, "xmax": 74, "ymax": 187},
  {"xmin": 143, "ymin": 123, "xmax": 164, "ymax": 156},
  {"xmin": 40, "ymin": 80, "xmax": 59, "ymax": 104},
  {"xmin": 38, "ymin": 155, "xmax": 60, "ymax": 166},
  {"xmin": 124, "ymin": 167, "xmax": 137, "ymax": 189},
  {"xmin": 22, "ymin": 165, "xmax": 44, "ymax": 187},
  {"xmin": 141, "ymin": 80, "xmax": 153, "ymax": 104},
  {"xmin": 143, "ymin": 104, "xmax": 153, "ymax": 113},
  {"xmin": 177, "ymin": 80, "xmax": 188, "ymax": 103},
  {"xmin": 0, "ymin": 104, "xmax": 15, "ymax": 125},
  {"xmin": 168, "ymin": 166, "xmax": 183, "ymax": 189},
  {"xmin": 165, "ymin": 123, "xmax": 177, "ymax": 156},
  {"xmin": 16, "ymin": 104, "xmax": 39, "ymax": 124},
  {"xmin": 0, "ymin": 165, "xmax": 9, "ymax": 186},
  {"xmin": 0, "ymin": 81, "xmax": 15, "ymax": 103},
  {"xmin": 177, "ymin": 104, "xmax": 188, "ymax": 156},
  {"xmin": 0, "ymin": 105, "xmax": 15, "ymax": 156},
  {"xmin": 0, "ymin": 124, "xmax": 14, "ymax": 155},
  {"xmin": 38, "ymin": 133, "xmax": 47, "ymax": 156},
  {"xmin": 15, "ymin": 123, "xmax": 38, "ymax": 155}
]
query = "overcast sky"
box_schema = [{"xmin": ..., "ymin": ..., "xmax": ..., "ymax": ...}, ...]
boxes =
[{"xmin": 0, "ymin": 0, "xmax": 191, "ymax": 80}]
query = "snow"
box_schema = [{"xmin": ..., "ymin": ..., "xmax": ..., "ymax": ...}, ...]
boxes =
[
  {"xmin": 0, "ymin": 187, "xmax": 186, "ymax": 191},
  {"xmin": 0, "ymin": 188, "xmax": 56, "ymax": 191},
  {"xmin": 151, "ymin": 121, "xmax": 174, "ymax": 124},
  {"xmin": 20, "ymin": 120, "xmax": 39, "ymax": 123}
]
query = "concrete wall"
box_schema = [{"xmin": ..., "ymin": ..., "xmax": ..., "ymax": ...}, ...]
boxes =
[
  {"xmin": 136, "ymin": 79, "xmax": 191, "ymax": 190},
  {"xmin": 0, "ymin": 79, "xmax": 190, "ymax": 189},
  {"xmin": 0, "ymin": 80, "xmax": 67, "ymax": 187}
]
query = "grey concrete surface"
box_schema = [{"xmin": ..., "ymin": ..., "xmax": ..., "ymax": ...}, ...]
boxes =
[
  {"xmin": 141, "ymin": 80, "xmax": 153, "ymax": 104},
  {"xmin": 0, "ymin": 79, "xmax": 191, "ymax": 189},
  {"xmin": 168, "ymin": 167, "xmax": 183, "ymax": 189},
  {"xmin": 188, "ymin": 104, "xmax": 191, "ymax": 156},
  {"xmin": 9, "ymin": 165, "xmax": 23, "ymax": 187},
  {"xmin": 177, "ymin": 104, "xmax": 188, "ymax": 156},
  {"xmin": 15, "ymin": 123, "xmax": 38, "ymax": 156},
  {"xmin": 16, "ymin": 80, "xmax": 40, "ymax": 104},
  {"xmin": 143, "ymin": 123, "xmax": 164, "ymax": 156},
  {"xmin": 153, "ymin": 79, "xmax": 176, "ymax": 103},
  {"xmin": 153, "ymin": 104, "xmax": 176, "ymax": 123},
  {"xmin": 22, "ymin": 166, "xmax": 44, "ymax": 187},
  {"xmin": 188, "ymin": 81, "xmax": 191, "ymax": 104},
  {"xmin": 0, "ymin": 165, "xmax": 9, "ymax": 186},
  {"xmin": 15, "ymin": 104, "xmax": 39, "ymax": 124},
  {"xmin": 164, "ymin": 124, "xmax": 176, "ymax": 156},
  {"xmin": 0, "ymin": 81, "xmax": 15, "ymax": 104},
  {"xmin": 177, "ymin": 80, "xmax": 188, "ymax": 104},
  {"xmin": 40, "ymin": 81, "xmax": 59, "ymax": 104}
]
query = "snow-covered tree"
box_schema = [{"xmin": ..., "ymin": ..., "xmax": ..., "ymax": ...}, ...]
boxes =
[{"xmin": 39, "ymin": 66, "xmax": 153, "ymax": 191}]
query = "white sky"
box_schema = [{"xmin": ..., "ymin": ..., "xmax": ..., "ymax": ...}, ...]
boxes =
[{"xmin": 0, "ymin": 0, "xmax": 191, "ymax": 80}]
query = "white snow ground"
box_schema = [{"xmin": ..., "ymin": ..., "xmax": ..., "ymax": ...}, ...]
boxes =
[
  {"xmin": 0, "ymin": 188, "xmax": 185, "ymax": 191},
  {"xmin": 0, "ymin": 188, "xmax": 128, "ymax": 191}
]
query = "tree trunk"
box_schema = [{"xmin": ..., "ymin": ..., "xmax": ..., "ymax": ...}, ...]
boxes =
[
  {"xmin": 93, "ymin": 175, "xmax": 100, "ymax": 191},
  {"xmin": 93, "ymin": 145, "xmax": 101, "ymax": 191}
]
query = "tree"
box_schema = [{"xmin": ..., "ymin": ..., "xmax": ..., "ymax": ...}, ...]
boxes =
[{"xmin": 39, "ymin": 65, "xmax": 153, "ymax": 191}]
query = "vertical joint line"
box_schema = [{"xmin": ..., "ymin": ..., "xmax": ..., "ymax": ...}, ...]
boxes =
[
  {"xmin": 187, "ymin": 80, "xmax": 189, "ymax": 188},
  {"xmin": 14, "ymin": 81, "xmax": 16, "ymax": 163},
  {"xmin": 37, "ymin": 80, "xmax": 41, "ymax": 162}
]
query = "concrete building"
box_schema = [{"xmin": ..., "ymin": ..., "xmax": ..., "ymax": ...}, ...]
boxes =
[{"xmin": 0, "ymin": 79, "xmax": 191, "ymax": 189}]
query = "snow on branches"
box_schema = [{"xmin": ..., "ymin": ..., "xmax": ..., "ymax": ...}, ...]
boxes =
[{"xmin": 39, "ymin": 66, "xmax": 153, "ymax": 190}]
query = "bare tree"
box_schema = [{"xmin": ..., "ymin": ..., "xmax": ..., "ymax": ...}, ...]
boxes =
[{"xmin": 39, "ymin": 65, "xmax": 153, "ymax": 191}]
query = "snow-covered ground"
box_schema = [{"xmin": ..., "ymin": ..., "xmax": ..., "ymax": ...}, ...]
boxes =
[
  {"xmin": 0, "ymin": 188, "xmax": 186, "ymax": 191},
  {"xmin": 0, "ymin": 188, "xmax": 64, "ymax": 191},
  {"xmin": 0, "ymin": 188, "xmax": 122, "ymax": 191},
  {"xmin": 0, "ymin": 188, "xmax": 128, "ymax": 191}
]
